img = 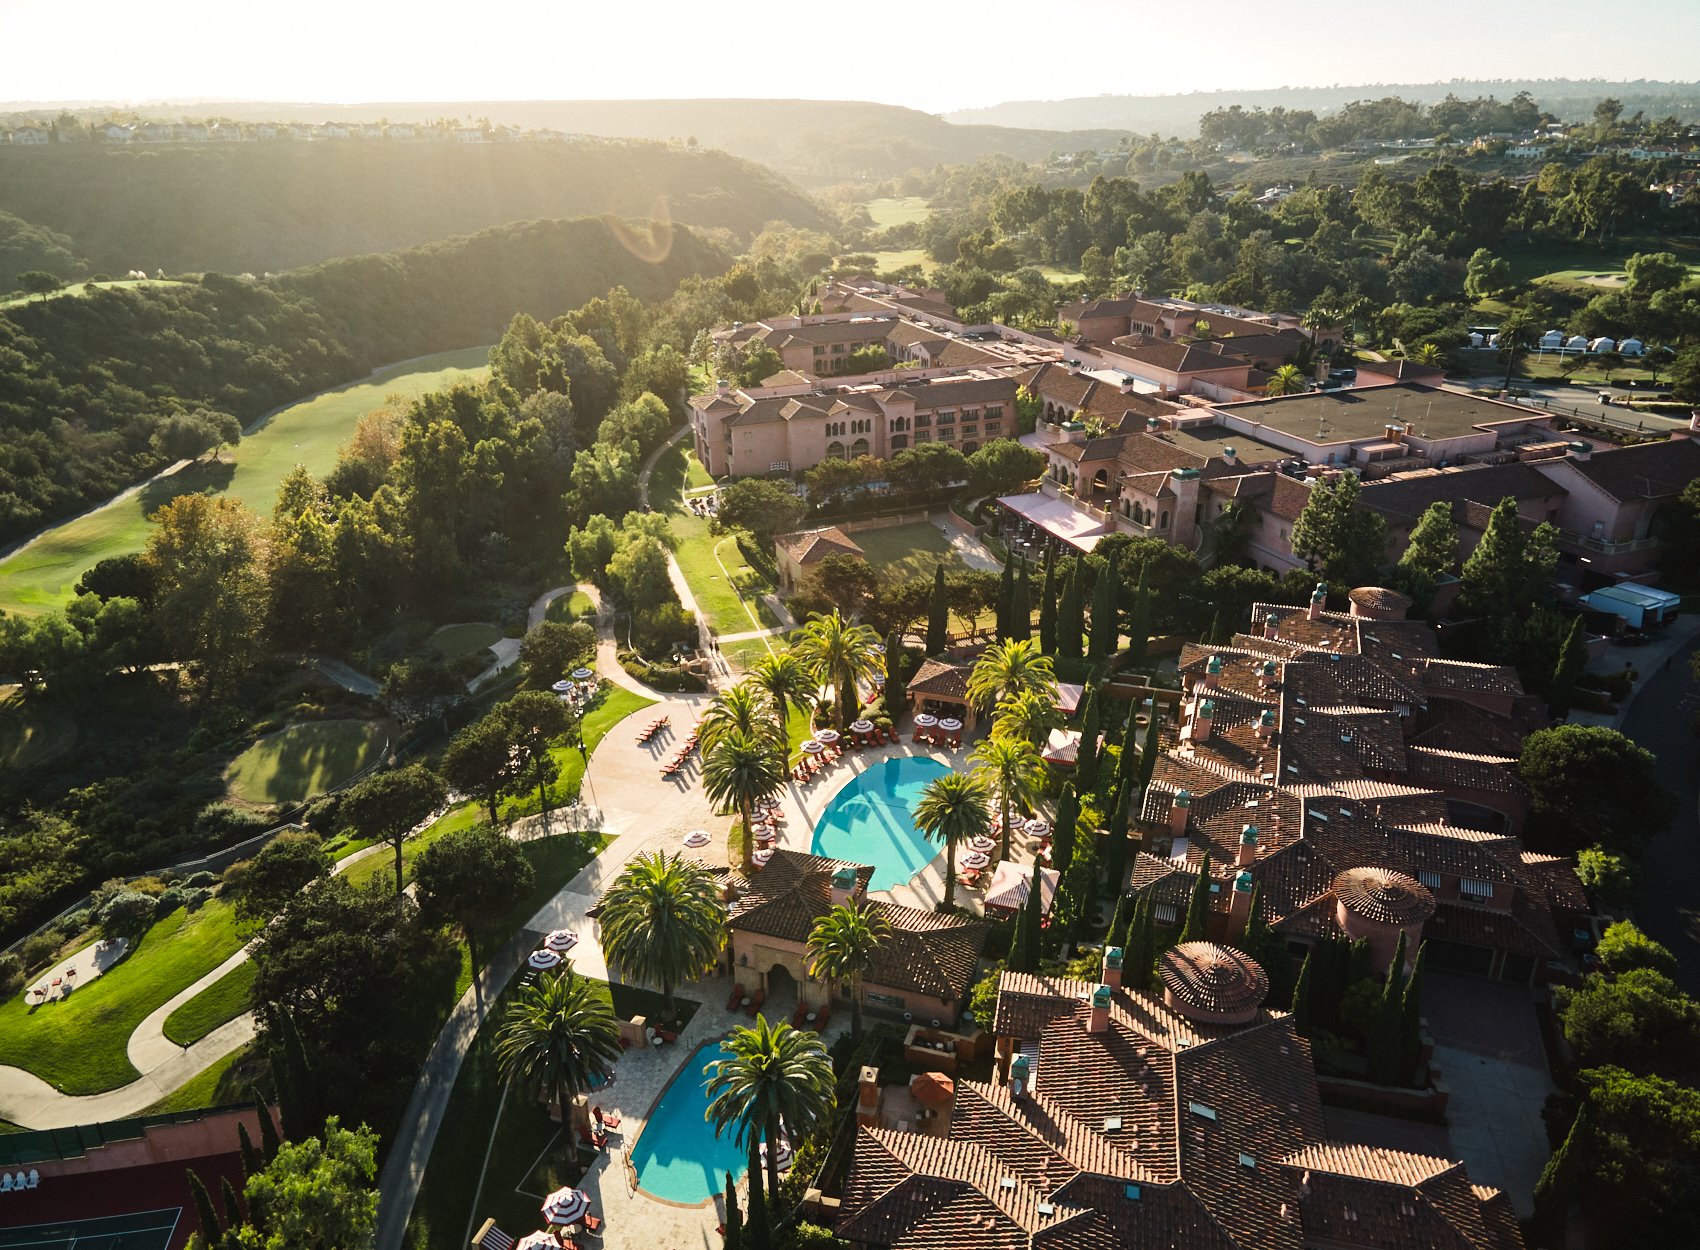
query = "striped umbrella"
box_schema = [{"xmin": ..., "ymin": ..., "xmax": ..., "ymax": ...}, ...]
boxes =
[
  {"xmin": 814, "ymin": 729, "xmax": 840, "ymax": 744},
  {"xmin": 752, "ymin": 847, "xmax": 775, "ymax": 867},
  {"xmin": 682, "ymin": 829, "xmax": 711, "ymax": 848},
  {"xmin": 527, "ymin": 949, "xmax": 562, "ymax": 971},
  {"xmin": 551, "ymin": 679, "xmax": 574, "ymax": 694},
  {"xmin": 516, "ymin": 1233, "xmax": 558, "ymax": 1250},
  {"xmin": 961, "ymin": 851, "xmax": 990, "ymax": 870},
  {"xmin": 967, "ymin": 836, "xmax": 996, "ymax": 854},
  {"xmin": 542, "ymin": 1186, "xmax": 591, "ymax": 1226},
  {"xmin": 544, "ymin": 930, "xmax": 578, "ymax": 953},
  {"xmin": 571, "ymin": 667, "xmax": 594, "ymax": 681},
  {"xmin": 761, "ymin": 1135, "xmax": 794, "ymax": 1172}
]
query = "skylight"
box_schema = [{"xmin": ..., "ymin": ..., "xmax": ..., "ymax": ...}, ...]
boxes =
[
  {"xmin": 1240, "ymin": 1153, "xmax": 1257, "ymax": 1169},
  {"xmin": 1000, "ymin": 1177, "xmax": 1017, "ymax": 1190},
  {"xmin": 1037, "ymin": 1202, "xmax": 1056, "ymax": 1216},
  {"xmin": 1104, "ymin": 1115, "xmax": 1123, "ymax": 1131},
  {"xmin": 1125, "ymin": 1184, "xmax": 1143, "ymax": 1201},
  {"xmin": 1188, "ymin": 1102, "xmax": 1217, "ymax": 1121}
]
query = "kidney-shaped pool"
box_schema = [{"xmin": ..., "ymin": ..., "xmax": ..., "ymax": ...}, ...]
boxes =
[
  {"xmin": 809, "ymin": 755, "xmax": 949, "ymax": 891},
  {"xmin": 630, "ymin": 1039, "xmax": 748, "ymax": 1205}
]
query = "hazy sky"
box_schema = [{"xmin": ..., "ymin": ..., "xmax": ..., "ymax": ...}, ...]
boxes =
[{"xmin": 3, "ymin": 0, "xmax": 1696, "ymax": 113}]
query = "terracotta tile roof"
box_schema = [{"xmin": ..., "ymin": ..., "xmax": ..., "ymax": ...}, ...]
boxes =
[
  {"xmin": 1359, "ymin": 461, "xmax": 1564, "ymax": 526},
  {"xmin": 1555, "ymin": 437, "xmax": 1700, "ymax": 501},
  {"xmin": 1159, "ymin": 943, "xmax": 1270, "ymax": 1017},
  {"xmin": 907, "ymin": 657, "xmax": 971, "ymax": 699},
  {"xmin": 1419, "ymin": 660, "xmax": 1523, "ymax": 697},
  {"xmin": 1332, "ymin": 867, "xmax": 1437, "ymax": 925},
  {"xmin": 1520, "ymin": 852, "xmax": 1592, "ymax": 913},
  {"xmin": 1347, "ymin": 585, "xmax": 1413, "ymax": 614},
  {"xmin": 865, "ymin": 900, "xmax": 986, "ymax": 1004},
  {"xmin": 1405, "ymin": 747, "xmax": 1525, "ymax": 795},
  {"xmin": 1104, "ymin": 336, "xmax": 1255, "ymax": 376},
  {"xmin": 1408, "ymin": 699, "xmax": 1526, "ymax": 757},
  {"xmin": 727, "ymin": 849, "xmax": 873, "ymax": 942},
  {"xmin": 765, "ymin": 317, "xmax": 898, "ymax": 346},
  {"xmin": 775, "ymin": 526, "xmax": 865, "ymax": 565},
  {"xmin": 1428, "ymin": 897, "xmax": 1563, "ymax": 958}
]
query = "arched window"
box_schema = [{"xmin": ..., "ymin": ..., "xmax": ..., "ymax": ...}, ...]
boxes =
[
  {"xmin": 1160, "ymin": 510, "xmax": 1170, "ymax": 530},
  {"xmin": 826, "ymin": 441, "xmax": 846, "ymax": 460},
  {"xmin": 1092, "ymin": 468, "xmax": 1108, "ymax": 492},
  {"xmin": 891, "ymin": 434, "xmax": 909, "ymax": 451},
  {"xmin": 851, "ymin": 437, "xmax": 870, "ymax": 458},
  {"xmin": 962, "ymin": 441, "xmax": 979, "ymax": 455}
]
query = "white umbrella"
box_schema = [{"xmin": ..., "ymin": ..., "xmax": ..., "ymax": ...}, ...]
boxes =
[
  {"xmin": 571, "ymin": 667, "xmax": 594, "ymax": 681},
  {"xmin": 682, "ymin": 829, "xmax": 711, "ymax": 848},
  {"xmin": 815, "ymin": 729, "xmax": 841, "ymax": 744},
  {"xmin": 528, "ymin": 949, "xmax": 562, "ymax": 971},
  {"xmin": 938, "ymin": 718, "xmax": 963, "ymax": 731},
  {"xmin": 849, "ymin": 719, "xmax": 875, "ymax": 734},
  {"xmin": 752, "ymin": 847, "xmax": 775, "ymax": 866},
  {"xmin": 551, "ymin": 679, "xmax": 574, "ymax": 694},
  {"xmin": 1024, "ymin": 818, "xmax": 1050, "ymax": 836},
  {"xmin": 914, "ymin": 713, "xmax": 938, "ymax": 727},
  {"xmin": 761, "ymin": 1136, "xmax": 794, "ymax": 1171},
  {"xmin": 961, "ymin": 851, "xmax": 991, "ymax": 870},
  {"xmin": 542, "ymin": 1185, "xmax": 591, "ymax": 1226},
  {"xmin": 516, "ymin": 1234, "xmax": 559, "ymax": 1250},
  {"xmin": 544, "ymin": 930, "xmax": 578, "ymax": 953},
  {"xmin": 967, "ymin": 836, "xmax": 996, "ymax": 854},
  {"xmin": 801, "ymin": 739, "xmax": 824, "ymax": 754}
]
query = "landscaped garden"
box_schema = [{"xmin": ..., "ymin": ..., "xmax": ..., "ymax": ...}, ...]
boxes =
[
  {"xmin": 161, "ymin": 959, "xmax": 256, "ymax": 1047},
  {"xmin": 224, "ymin": 718, "xmax": 387, "ymax": 806},
  {"xmin": 670, "ymin": 502, "xmax": 780, "ymax": 635},
  {"xmin": 428, "ymin": 622, "xmax": 505, "ymax": 660}
]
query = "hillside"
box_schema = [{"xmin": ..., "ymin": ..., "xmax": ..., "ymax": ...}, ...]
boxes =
[
  {"xmin": 947, "ymin": 78, "xmax": 1700, "ymax": 137},
  {"xmin": 139, "ymin": 98, "xmax": 1133, "ymax": 184},
  {"xmin": 0, "ymin": 139, "xmax": 820, "ymax": 277}
]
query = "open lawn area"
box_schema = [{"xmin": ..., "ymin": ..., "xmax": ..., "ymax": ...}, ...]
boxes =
[
  {"xmin": 0, "ymin": 900, "xmax": 250, "ymax": 1095},
  {"xmin": 0, "ymin": 694, "xmax": 76, "ymax": 771},
  {"xmin": 162, "ymin": 960, "xmax": 256, "ymax": 1047},
  {"xmin": 139, "ymin": 1044, "xmax": 269, "ymax": 1116},
  {"xmin": 670, "ymin": 510, "xmax": 779, "ymax": 635},
  {"xmin": 224, "ymin": 718, "xmax": 387, "ymax": 806},
  {"xmin": 1506, "ymin": 235, "xmax": 1700, "ymax": 289},
  {"xmin": 428, "ymin": 622, "xmax": 504, "ymax": 659},
  {"xmin": 0, "ymin": 346, "xmax": 491, "ymax": 616},
  {"xmin": 0, "ymin": 278, "xmax": 189, "ymax": 311},
  {"xmin": 864, "ymin": 196, "xmax": 931, "ymax": 228},
  {"xmin": 865, "ymin": 248, "xmax": 931, "ymax": 275},
  {"xmin": 646, "ymin": 437, "xmax": 715, "ymax": 516},
  {"xmin": 544, "ymin": 590, "xmax": 596, "ymax": 625},
  {"xmin": 851, "ymin": 521, "xmax": 973, "ymax": 584}
]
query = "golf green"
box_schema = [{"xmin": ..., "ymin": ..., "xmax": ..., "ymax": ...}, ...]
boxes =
[{"xmin": 225, "ymin": 719, "xmax": 387, "ymax": 806}]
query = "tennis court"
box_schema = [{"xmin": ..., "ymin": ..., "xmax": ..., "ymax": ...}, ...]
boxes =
[{"xmin": 0, "ymin": 1207, "xmax": 180, "ymax": 1250}]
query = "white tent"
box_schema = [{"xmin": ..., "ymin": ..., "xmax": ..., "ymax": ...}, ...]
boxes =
[{"xmin": 983, "ymin": 860, "xmax": 1061, "ymax": 918}]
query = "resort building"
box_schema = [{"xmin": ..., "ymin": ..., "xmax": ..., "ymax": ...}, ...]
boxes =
[
  {"xmin": 1119, "ymin": 589, "xmax": 1587, "ymax": 983},
  {"xmin": 774, "ymin": 526, "xmax": 867, "ymax": 595},
  {"xmin": 837, "ymin": 942, "xmax": 1523, "ymax": 1249},
  {"xmin": 721, "ymin": 851, "xmax": 985, "ymax": 1025}
]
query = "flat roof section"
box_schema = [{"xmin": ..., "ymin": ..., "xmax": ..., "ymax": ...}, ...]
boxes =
[
  {"xmin": 1215, "ymin": 384, "xmax": 1535, "ymax": 445},
  {"xmin": 1161, "ymin": 423, "xmax": 1290, "ymax": 464},
  {"xmin": 998, "ymin": 492, "xmax": 1108, "ymax": 552}
]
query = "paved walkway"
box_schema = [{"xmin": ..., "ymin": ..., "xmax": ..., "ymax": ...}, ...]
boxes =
[
  {"xmin": 931, "ymin": 515, "xmax": 1002, "ymax": 573},
  {"xmin": 1567, "ymin": 612, "xmax": 1700, "ymax": 732}
]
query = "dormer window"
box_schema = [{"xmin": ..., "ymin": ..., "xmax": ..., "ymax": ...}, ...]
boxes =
[{"xmin": 1188, "ymin": 1102, "xmax": 1217, "ymax": 1121}]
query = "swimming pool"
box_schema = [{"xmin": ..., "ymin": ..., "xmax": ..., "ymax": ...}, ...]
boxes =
[
  {"xmin": 810, "ymin": 755, "xmax": 948, "ymax": 891},
  {"xmin": 630, "ymin": 1039, "xmax": 749, "ymax": 1205}
]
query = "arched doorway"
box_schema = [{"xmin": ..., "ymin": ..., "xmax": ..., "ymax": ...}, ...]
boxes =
[{"xmin": 765, "ymin": 962, "xmax": 798, "ymax": 999}]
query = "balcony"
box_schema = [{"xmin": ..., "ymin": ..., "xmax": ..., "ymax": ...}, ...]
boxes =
[{"xmin": 1560, "ymin": 531, "xmax": 1660, "ymax": 556}]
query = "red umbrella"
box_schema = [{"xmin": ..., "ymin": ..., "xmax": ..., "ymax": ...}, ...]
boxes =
[{"xmin": 911, "ymin": 1072, "xmax": 955, "ymax": 1108}]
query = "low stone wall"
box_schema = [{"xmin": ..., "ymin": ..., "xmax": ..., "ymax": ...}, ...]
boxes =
[{"xmin": 1317, "ymin": 1073, "xmax": 1451, "ymax": 1122}]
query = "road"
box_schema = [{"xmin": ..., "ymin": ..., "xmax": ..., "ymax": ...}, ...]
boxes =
[{"xmin": 1619, "ymin": 636, "xmax": 1700, "ymax": 994}]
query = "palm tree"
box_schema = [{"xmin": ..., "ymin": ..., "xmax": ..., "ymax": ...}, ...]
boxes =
[
  {"xmin": 806, "ymin": 902, "xmax": 891, "ymax": 1042},
  {"xmin": 992, "ymin": 688, "xmax": 1062, "ymax": 751},
  {"xmin": 912, "ymin": 772, "xmax": 992, "ymax": 911},
  {"xmin": 701, "ymin": 681, "xmax": 783, "ymax": 755},
  {"xmin": 706, "ymin": 1014, "xmax": 835, "ymax": 1202},
  {"xmin": 965, "ymin": 638, "xmax": 1056, "ymax": 714},
  {"xmin": 1411, "ymin": 343, "xmax": 1445, "ymax": 367},
  {"xmin": 493, "ymin": 964, "xmax": 622, "ymax": 1128},
  {"xmin": 970, "ymin": 735, "xmax": 1044, "ymax": 861},
  {"xmin": 750, "ymin": 652, "xmax": 816, "ymax": 745},
  {"xmin": 1265, "ymin": 363, "xmax": 1308, "ymax": 396},
  {"xmin": 1497, "ymin": 310, "xmax": 1536, "ymax": 391},
  {"xmin": 702, "ymin": 728, "xmax": 788, "ymax": 869},
  {"xmin": 599, "ymin": 852, "xmax": 725, "ymax": 1022},
  {"xmin": 1199, "ymin": 498, "xmax": 1256, "ymax": 569},
  {"xmin": 793, "ymin": 610, "xmax": 881, "ymax": 726}
]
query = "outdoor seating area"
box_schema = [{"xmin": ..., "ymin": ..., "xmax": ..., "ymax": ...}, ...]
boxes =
[
  {"xmin": 550, "ymin": 668, "xmax": 600, "ymax": 706},
  {"xmin": 910, "ymin": 713, "xmax": 964, "ymax": 749},
  {"xmin": 658, "ymin": 719, "xmax": 702, "ymax": 777},
  {"xmin": 24, "ymin": 935, "xmax": 129, "ymax": 1005},
  {"xmin": 633, "ymin": 715, "xmax": 671, "ymax": 746},
  {"xmin": 475, "ymin": 1183, "xmax": 606, "ymax": 1250}
]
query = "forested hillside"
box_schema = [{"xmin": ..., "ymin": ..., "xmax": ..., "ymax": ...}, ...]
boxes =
[
  {"xmin": 0, "ymin": 139, "xmax": 819, "ymax": 276},
  {"xmin": 0, "ymin": 216, "xmax": 729, "ymax": 544},
  {"xmin": 0, "ymin": 209, "xmax": 83, "ymax": 290}
]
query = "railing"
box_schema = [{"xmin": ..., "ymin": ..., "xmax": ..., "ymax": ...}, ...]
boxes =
[{"xmin": 1560, "ymin": 531, "xmax": 1660, "ymax": 555}]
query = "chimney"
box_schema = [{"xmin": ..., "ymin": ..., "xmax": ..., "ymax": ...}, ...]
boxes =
[
  {"xmin": 1383, "ymin": 423, "xmax": 1403, "ymax": 444},
  {"xmin": 1191, "ymin": 698, "xmax": 1216, "ymax": 742},
  {"xmin": 1237, "ymin": 825, "xmax": 1259, "ymax": 868},
  {"xmin": 1169, "ymin": 789, "xmax": 1192, "ymax": 837},
  {"xmin": 1146, "ymin": 416, "xmax": 1161, "ymax": 431},
  {"xmin": 1087, "ymin": 983, "xmax": 1112, "ymax": 1034},
  {"xmin": 856, "ymin": 1065, "xmax": 883, "ymax": 1126},
  {"xmin": 1260, "ymin": 659, "xmax": 1278, "ymax": 688},
  {"xmin": 1010, "ymin": 1053, "xmax": 1030, "ymax": 1098},
  {"xmin": 1200, "ymin": 654, "xmax": 1224, "ymax": 691},
  {"xmin": 1568, "ymin": 440, "xmax": 1592, "ymax": 460},
  {"xmin": 1307, "ymin": 582, "xmax": 1328, "ymax": 621},
  {"xmin": 1222, "ymin": 446, "xmax": 1237, "ymax": 466},
  {"xmin": 1263, "ymin": 612, "xmax": 1279, "ymax": 640},
  {"xmin": 1102, "ymin": 945, "xmax": 1124, "ymax": 989},
  {"xmin": 1255, "ymin": 709, "xmax": 1276, "ymax": 739},
  {"xmin": 717, "ymin": 377, "xmax": 730, "ymax": 395},
  {"xmin": 1229, "ymin": 869, "xmax": 1255, "ymax": 932},
  {"xmin": 830, "ymin": 865, "xmax": 859, "ymax": 909}
]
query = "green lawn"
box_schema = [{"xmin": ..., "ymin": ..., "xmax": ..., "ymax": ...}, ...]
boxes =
[
  {"xmin": 865, "ymin": 196, "xmax": 931, "ymax": 228},
  {"xmin": 0, "ymin": 693, "xmax": 76, "ymax": 770},
  {"xmin": 0, "ymin": 899, "xmax": 250, "ymax": 1094},
  {"xmin": 865, "ymin": 248, "xmax": 931, "ymax": 275},
  {"xmin": 0, "ymin": 278, "xmax": 189, "ymax": 310},
  {"xmin": 0, "ymin": 346, "xmax": 492, "ymax": 616},
  {"xmin": 450, "ymin": 832, "xmax": 611, "ymax": 997},
  {"xmin": 849, "ymin": 521, "xmax": 971, "ymax": 585},
  {"xmin": 224, "ymin": 719, "xmax": 387, "ymax": 806},
  {"xmin": 139, "ymin": 1043, "xmax": 270, "ymax": 1116},
  {"xmin": 162, "ymin": 960, "xmax": 256, "ymax": 1046},
  {"xmin": 544, "ymin": 590, "xmax": 596, "ymax": 625},
  {"xmin": 670, "ymin": 510, "xmax": 779, "ymax": 635},
  {"xmin": 428, "ymin": 622, "xmax": 504, "ymax": 659},
  {"xmin": 684, "ymin": 449, "xmax": 715, "ymax": 491}
]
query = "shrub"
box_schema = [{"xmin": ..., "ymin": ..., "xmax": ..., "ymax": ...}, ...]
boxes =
[
  {"xmin": 0, "ymin": 952, "xmax": 24, "ymax": 996},
  {"xmin": 154, "ymin": 886, "xmax": 189, "ymax": 918},
  {"xmin": 183, "ymin": 871, "xmax": 218, "ymax": 890},
  {"xmin": 98, "ymin": 890, "xmax": 158, "ymax": 938},
  {"xmin": 195, "ymin": 803, "xmax": 277, "ymax": 844},
  {"xmin": 1595, "ymin": 922, "xmax": 1678, "ymax": 979},
  {"xmin": 302, "ymin": 792, "xmax": 345, "ymax": 833}
]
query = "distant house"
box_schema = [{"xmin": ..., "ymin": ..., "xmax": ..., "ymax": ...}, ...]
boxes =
[
  {"xmin": 176, "ymin": 123, "xmax": 210, "ymax": 142},
  {"xmin": 288, "ymin": 124, "xmax": 314, "ymax": 141},
  {"xmin": 97, "ymin": 122, "xmax": 133, "ymax": 143},
  {"xmin": 454, "ymin": 126, "xmax": 485, "ymax": 144},
  {"xmin": 137, "ymin": 123, "xmax": 173, "ymax": 143},
  {"xmin": 359, "ymin": 124, "xmax": 385, "ymax": 140},
  {"xmin": 318, "ymin": 123, "xmax": 350, "ymax": 140},
  {"xmin": 254, "ymin": 124, "xmax": 279, "ymax": 140},
  {"xmin": 387, "ymin": 124, "xmax": 415, "ymax": 140},
  {"xmin": 209, "ymin": 123, "xmax": 244, "ymax": 142},
  {"xmin": 9, "ymin": 125, "xmax": 50, "ymax": 145}
]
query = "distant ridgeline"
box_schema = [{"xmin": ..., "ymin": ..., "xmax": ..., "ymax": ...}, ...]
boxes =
[
  {"xmin": 0, "ymin": 137, "xmax": 820, "ymax": 278},
  {"xmin": 0, "ymin": 217, "xmax": 731, "ymax": 545}
]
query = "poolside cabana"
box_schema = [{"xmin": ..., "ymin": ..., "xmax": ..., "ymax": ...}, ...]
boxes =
[
  {"xmin": 1054, "ymin": 682, "xmax": 1086, "ymax": 715},
  {"xmin": 906, "ymin": 658, "xmax": 974, "ymax": 730},
  {"xmin": 982, "ymin": 860, "xmax": 1060, "ymax": 920}
]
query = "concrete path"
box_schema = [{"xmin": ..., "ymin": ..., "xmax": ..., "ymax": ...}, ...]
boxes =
[
  {"xmin": 932, "ymin": 515, "xmax": 1002, "ymax": 572},
  {"xmin": 0, "ymin": 840, "xmax": 393, "ymax": 1130},
  {"xmin": 307, "ymin": 655, "xmax": 383, "ymax": 698}
]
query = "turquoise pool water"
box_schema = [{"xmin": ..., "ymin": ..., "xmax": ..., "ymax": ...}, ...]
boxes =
[
  {"xmin": 630, "ymin": 1039, "xmax": 747, "ymax": 1205},
  {"xmin": 811, "ymin": 755, "xmax": 948, "ymax": 890}
]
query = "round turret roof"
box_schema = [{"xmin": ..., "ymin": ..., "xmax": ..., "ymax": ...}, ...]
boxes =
[
  {"xmin": 1348, "ymin": 586, "xmax": 1414, "ymax": 615},
  {"xmin": 1332, "ymin": 867, "xmax": 1436, "ymax": 926},
  {"xmin": 1159, "ymin": 942, "xmax": 1269, "ymax": 1022}
]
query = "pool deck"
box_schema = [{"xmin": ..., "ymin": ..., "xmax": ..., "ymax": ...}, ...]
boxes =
[{"xmin": 463, "ymin": 700, "xmax": 990, "ymax": 1250}]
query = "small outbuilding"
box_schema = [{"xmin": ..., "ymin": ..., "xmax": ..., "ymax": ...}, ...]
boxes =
[
  {"xmin": 774, "ymin": 526, "xmax": 866, "ymax": 595},
  {"xmin": 1579, "ymin": 581, "xmax": 1682, "ymax": 629}
]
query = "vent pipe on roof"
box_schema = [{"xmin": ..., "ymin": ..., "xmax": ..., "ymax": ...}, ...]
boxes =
[
  {"xmin": 1264, "ymin": 612, "xmax": 1280, "ymax": 641},
  {"xmin": 1170, "ymin": 789, "xmax": 1192, "ymax": 838},
  {"xmin": 1010, "ymin": 1053, "xmax": 1030, "ymax": 1099},
  {"xmin": 1103, "ymin": 946, "xmax": 1124, "ymax": 989},
  {"xmin": 1238, "ymin": 826, "xmax": 1260, "ymax": 868}
]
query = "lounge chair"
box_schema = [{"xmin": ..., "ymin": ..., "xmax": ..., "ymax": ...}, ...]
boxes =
[
  {"xmin": 727, "ymin": 983, "xmax": 746, "ymax": 1011},
  {"xmin": 583, "ymin": 1214, "xmax": 605, "ymax": 1236},
  {"xmin": 814, "ymin": 1000, "xmax": 832, "ymax": 1029},
  {"xmin": 792, "ymin": 1002, "xmax": 810, "ymax": 1029},
  {"xmin": 744, "ymin": 989, "xmax": 766, "ymax": 1017}
]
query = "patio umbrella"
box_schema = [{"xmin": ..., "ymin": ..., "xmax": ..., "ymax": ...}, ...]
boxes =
[
  {"xmin": 961, "ymin": 851, "xmax": 990, "ymax": 870},
  {"xmin": 551, "ymin": 679, "xmax": 574, "ymax": 694},
  {"xmin": 938, "ymin": 718, "xmax": 963, "ymax": 732},
  {"xmin": 801, "ymin": 739, "xmax": 824, "ymax": 753},
  {"xmin": 544, "ymin": 930, "xmax": 578, "ymax": 953},
  {"xmin": 914, "ymin": 713, "xmax": 938, "ymax": 727},
  {"xmin": 849, "ymin": 719, "xmax": 875, "ymax": 734},
  {"xmin": 1024, "ymin": 818, "xmax": 1051, "ymax": 837},
  {"xmin": 911, "ymin": 1072, "xmax": 955, "ymax": 1108},
  {"xmin": 542, "ymin": 1186, "xmax": 591, "ymax": 1226},
  {"xmin": 760, "ymin": 1136, "xmax": 794, "ymax": 1171},
  {"xmin": 814, "ymin": 729, "xmax": 840, "ymax": 744},
  {"xmin": 516, "ymin": 1234, "xmax": 559, "ymax": 1250},
  {"xmin": 682, "ymin": 829, "xmax": 711, "ymax": 848},
  {"xmin": 528, "ymin": 949, "xmax": 562, "ymax": 971},
  {"xmin": 571, "ymin": 667, "xmax": 594, "ymax": 681},
  {"xmin": 752, "ymin": 847, "xmax": 775, "ymax": 866},
  {"xmin": 967, "ymin": 836, "xmax": 996, "ymax": 854}
]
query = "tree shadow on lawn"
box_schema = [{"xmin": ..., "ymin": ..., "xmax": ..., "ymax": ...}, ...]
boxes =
[
  {"xmin": 234, "ymin": 721, "xmax": 380, "ymax": 804},
  {"xmin": 137, "ymin": 457, "xmax": 238, "ymax": 518}
]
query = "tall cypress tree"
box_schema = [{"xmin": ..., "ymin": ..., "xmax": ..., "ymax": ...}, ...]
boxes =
[
  {"xmin": 1130, "ymin": 896, "xmax": 1157, "ymax": 991},
  {"xmin": 1011, "ymin": 858, "xmax": 1045, "ymax": 973},
  {"xmin": 1397, "ymin": 942, "xmax": 1426, "ymax": 1086},
  {"xmin": 997, "ymin": 552, "xmax": 1015, "ymax": 641},
  {"xmin": 1038, "ymin": 548, "xmax": 1058, "ymax": 654},
  {"xmin": 187, "ymin": 1168, "xmax": 222, "ymax": 1242},
  {"xmin": 1549, "ymin": 614, "xmax": 1585, "ymax": 720},
  {"xmin": 221, "ymin": 1175, "xmax": 244, "ymax": 1233},
  {"xmin": 1089, "ymin": 551, "xmax": 1119, "ymax": 659},
  {"xmin": 272, "ymin": 1009, "xmax": 319, "ymax": 1141},
  {"xmin": 926, "ymin": 564, "xmax": 949, "ymax": 655},
  {"xmin": 1107, "ymin": 893, "xmax": 1133, "ymax": 952},
  {"xmin": 1126, "ymin": 566, "xmax": 1151, "ymax": 664},
  {"xmin": 884, "ymin": 629, "xmax": 907, "ymax": 718},
  {"xmin": 1058, "ymin": 558, "xmax": 1085, "ymax": 660},
  {"xmin": 1179, "ymin": 854, "xmax": 1213, "ymax": 943},
  {"xmin": 724, "ymin": 1171, "xmax": 744, "ymax": 1250},
  {"xmin": 1052, "ymin": 783, "xmax": 1081, "ymax": 875},
  {"xmin": 746, "ymin": 1138, "xmax": 770, "ymax": 1250},
  {"xmin": 1135, "ymin": 706, "xmax": 1163, "ymax": 797},
  {"xmin": 237, "ymin": 1122, "xmax": 262, "ymax": 1177},
  {"xmin": 1104, "ymin": 777, "xmax": 1132, "ymax": 896},
  {"xmin": 1529, "ymin": 1103, "xmax": 1587, "ymax": 1245},
  {"xmin": 1075, "ymin": 687, "xmax": 1102, "ymax": 790},
  {"xmin": 251, "ymin": 1086, "xmax": 281, "ymax": 1156},
  {"xmin": 1290, "ymin": 948, "xmax": 1314, "ymax": 1036},
  {"xmin": 1367, "ymin": 932, "xmax": 1408, "ymax": 1086},
  {"xmin": 1116, "ymin": 698, "xmax": 1146, "ymax": 794},
  {"xmin": 1012, "ymin": 558, "xmax": 1032, "ymax": 643}
]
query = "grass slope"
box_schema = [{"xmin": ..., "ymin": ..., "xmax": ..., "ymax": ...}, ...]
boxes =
[
  {"xmin": 0, "ymin": 900, "xmax": 249, "ymax": 1095},
  {"xmin": 224, "ymin": 719, "xmax": 386, "ymax": 806},
  {"xmin": 864, "ymin": 197, "xmax": 931, "ymax": 228},
  {"xmin": 0, "ymin": 694, "xmax": 77, "ymax": 770},
  {"xmin": 0, "ymin": 347, "xmax": 491, "ymax": 616},
  {"xmin": 428, "ymin": 622, "xmax": 504, "ymax": 659},
  {"xmin": 0, "ymin": 278, "xmax": 188, "ymax": 310},
  {"xmin": 161, "ymin": 961, "xmax": 256, "ymax": 1047},
  {"xmin": 139, "ymin": 1044, "xmax": 270, "ymax": 1116}
]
